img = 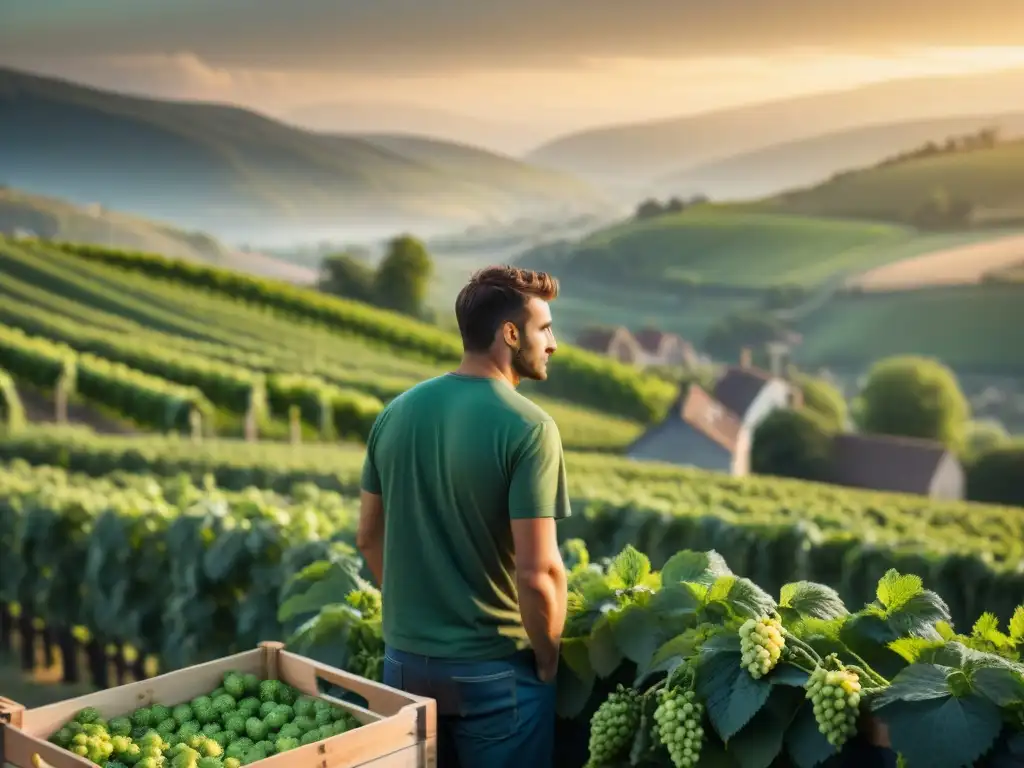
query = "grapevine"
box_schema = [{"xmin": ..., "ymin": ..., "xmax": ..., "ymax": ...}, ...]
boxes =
[
  {"xmin": 806, "ymin": 659, "xmax": 862, "ymax": 749},
  {"xmin": 586, "ymin": 684, "xmax": 641, "ymax": 766},
  {"xmin": 739, "ymin": 615, "xmax": 785, "ymax": 679},
  {"xmin": 653, "ymin": 684, "xmax": 705, "ymax": 768}
]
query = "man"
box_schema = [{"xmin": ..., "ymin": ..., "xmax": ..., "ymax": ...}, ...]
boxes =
[{"xmin": 356, "ymin": 265, "xmax": 570, "ymax": 768}]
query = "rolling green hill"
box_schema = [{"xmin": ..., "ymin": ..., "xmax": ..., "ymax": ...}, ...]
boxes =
[
  {"xmin": 763, "ymin": 139, "xmax": 1024, "ymax": 225},
  {"xmin": 522, "ymin": 208, "xmax": 1001, "ymax": 291},
  {"xmin": 0, "ymin": 187, "xmax": 316, "ymax": 283},
  {"xmin": 0, "ymin": 67, "xmax": 611, "ymax": 242},
  {"xmin": 794, "ymin": 283, "xmax": 1024, "ymax": 374}
]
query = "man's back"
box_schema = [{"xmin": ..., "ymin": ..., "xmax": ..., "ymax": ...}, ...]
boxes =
[{"xmin": 360, "ymin": 372, "xmax": 570, "ymax": 660}]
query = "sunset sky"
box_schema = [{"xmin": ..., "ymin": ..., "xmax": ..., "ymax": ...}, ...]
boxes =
[{"xmin": 3, "ymin": 1, "xmax": 1023, "ymax": 151}]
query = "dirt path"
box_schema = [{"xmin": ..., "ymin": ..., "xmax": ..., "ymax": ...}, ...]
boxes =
[
  {"xmin": 18, "ymin": 386, "xmax": 138, "ymax": 434},
  {"xmin": 849, "ymin": 233, "xmax": 1024, "ymax": 290}
]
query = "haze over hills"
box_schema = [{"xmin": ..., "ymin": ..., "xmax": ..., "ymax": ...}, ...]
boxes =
[
  {"xmin": 656, "ymin": 112, "xmax": 1024, "ymax": 201},
  {"xmin": 0, "ymin": 67, "xmax": 614, "ymax": 246},
  {"xmin": 284, "ymin": 101, "xmax": 546, "ymax": 155},
  {"xmin": 527, "ymin": 67, "xmax": 1024, "ymax": 187},
  {"xmin": 0, "ymin": 186, "xmax": 317, "ymax": 282}
]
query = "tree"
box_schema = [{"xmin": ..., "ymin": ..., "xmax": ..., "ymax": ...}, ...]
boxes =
[
  {"xmin": 853, "ymin": 356, "xmax": 970, "ymax": 449},
  {"xmin": 960, "ymin": 419, "xmax": 1009, "ymax": 463},
  {"xmin": 796, "ymin": 375, "xmax": 848, "ymax": 431},
  {"xmin": 751, "ymin": 408, "xmax": 834, "ymax": 482},
  {"xmin": 317, "ymin": 251, "xmax": 375, "ymax": 303},
  {"xmin": 372, "ymin": 234, "xmax": 434, "ymax": 318}
]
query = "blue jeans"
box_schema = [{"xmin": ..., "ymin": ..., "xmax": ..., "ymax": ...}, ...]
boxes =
[{"xmin": 383, "ymin": 644, "xmax": 556, "ymax": 768}]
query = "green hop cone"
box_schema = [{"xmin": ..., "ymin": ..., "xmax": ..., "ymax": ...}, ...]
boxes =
[
  {"xmin": 109, "ymin": 718, "xmax": 133, "ymax": 737},
  {"xmin": 257, "ymin": 680, "xmax": 279, "ymax": 704},
  {"xmin": 587, "ymin": 684, "xmax": 641, "ymax": 766},
  {"xmin": 739, "ymin": 616, "xmax": 786, "ymax": 679},
  {"xmin": 223, "ymin": 674, "xmax": 247, "ymax": 700},
  {"xmin": 806, "ymin": 663, "xmax": 862, "ymax": 751},
  {"xmin": 653, "ymin": 686, "xmax": 705, "ymax": 768},
  {"xmin": 244, "ymin": 717, "xmax": 268, "ymax": 742}
]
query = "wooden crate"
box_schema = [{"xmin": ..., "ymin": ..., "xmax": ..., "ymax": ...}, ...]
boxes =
[{"xmin": 0, "ymin": 642, "xmax": 435, "ymax": 768}]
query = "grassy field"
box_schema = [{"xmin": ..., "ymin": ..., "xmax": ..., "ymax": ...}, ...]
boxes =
[
  {"xmin": 849, "ymin": 232, "xmax": 1024, "ymax": 289},
  {"xmin": 549, "ymin": 208, "xmax": 1011, "ymax": 291},
  {"xmin": 765, "ymin": 140, "xmax": 1024, "ymax": 223},
  {"xmin": 795, "ymin": 283, "xmax": 1024, "ymax": 372}
]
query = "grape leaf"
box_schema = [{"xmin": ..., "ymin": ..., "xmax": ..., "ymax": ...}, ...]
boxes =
[
  {"xmin": 1009, "ymin": 606, "xmax": 1024, "ymax": 642},
  {"xmin": 725, "ymin": 685, "xmax": 803, "ymax": 768},
  {"xmin": 784, "ymin": 703, "xmax": 835, "ymax": 768},
  {"xmin": 873, "ymin": 693, "xmax": 1002, "ymax": 768},
  {"xmin": 695, "ymin": 647, "xmax": 772, "ymax": 742},
  {"xmin": 718, "ymin": 576, "xmax": 778, "ymax": 620},
  {"xmin": 972, "ymin": 664, "xmax": 1024, "ymax": 707},
  {"xmin": 555, "ymin": 660, "xmax": 594, "ymax": 719},
  {"xmin": 611, "ymin": 604, "xmax": 661, "ymax": 668},
  {"xmin": 876, "ymin": 570, "xmax": 923, "ymax": 611},
  {"xmin": 661, "ymin": 549, "xmax": 733, "ymax": 586},
  {"xmin": 588, "ymin": 613, "xmax": 624, "ymax": 677},
  {"xmin": 607, "ymin": 545, "xmax": 651, "ymax": 589},
  {"xmin": 871, "ymin": 663, "xmax": 953, "ymax": 708},
  {"xmin": 779, "ymin": 581, "xmax": 848, "ymax": 620},
  {"xmin": 560, "ymin": 637, "xmax": 595, "ymax": 684}
]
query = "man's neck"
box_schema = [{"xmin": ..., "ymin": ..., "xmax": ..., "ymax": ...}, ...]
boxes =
[{"xmin": 453, "ymin": 354, "xmax": 519, "ymax": 388}]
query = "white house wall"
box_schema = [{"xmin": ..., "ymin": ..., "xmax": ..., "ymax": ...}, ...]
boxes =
[{"xmin": 739, "ymin": 380, "xmax": 793, "ymax": 432}]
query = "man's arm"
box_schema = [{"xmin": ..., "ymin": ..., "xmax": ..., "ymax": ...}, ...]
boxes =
[
  {"xmin": 358, "ymin": 416, "xmax": 385, "ymax": 587},
  {"xmin": 509, "ymin": 419, "xmax": 571, "ymax": 681},
  {"xmin": 511, "ymin": 517, "xmax": 566, "ymax": 681},
  {"xmin": 357, "ymin": 490, "xmax": 385, "ymax": 586}
]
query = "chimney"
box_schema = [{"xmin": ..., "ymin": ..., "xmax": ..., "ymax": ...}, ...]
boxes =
[
  {"xmin": 767, "ymin": 342, "xmax": 788, "ymax": 378},
  {"xmin": 740, "ymin": 347, "xmax": 752, "ymax": 369}
]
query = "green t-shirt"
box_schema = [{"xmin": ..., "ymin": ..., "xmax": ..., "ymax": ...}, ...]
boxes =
[{"xmin": 360, "ymin": 372, "xmax": 571, "ymax": 660}]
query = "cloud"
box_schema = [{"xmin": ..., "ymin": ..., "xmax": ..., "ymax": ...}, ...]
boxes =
[{"xmin": 1, "ymin": 0, "xmax": 1022, "ymax": 73}]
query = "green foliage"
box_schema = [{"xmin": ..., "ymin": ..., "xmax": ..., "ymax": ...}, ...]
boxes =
[
  {"xmin": 795, "ymin": 375, "xmax": 847, "ymax": 431},
  {"xmin": 47, "ymin": 240, "xmax": 675, "ymax": 423},
  {"xmin": 372, "ymin": 234, "xmax": 434, "ymax": 319},
  {"xmin": 0, "ymin": 324, "xmax": 216, "ymax": 434},
  {"xmin": 316, "ymin": 251, "xmax": 375, "ymax": 304},
  {"xmin": 854, "ymin": 355, "xmax": 970, "ymax": 448},
  {"xmin": 47, "ymin": 671, "xmax": 361, "ymax": 767},
  {"xmin": 966, "ymin": 442, "xmax": 1024, "ymax": 508},
  {"xmin": 703, "ymin": 312, "xmax": 792, "ymax": 361},
  {"xmin": 0, "ymin": 461, "xmax": 361, "ymax": 666},
  {"xmin": 750, "ymin": 408, "xmax": 834, "ymax": 482},
  {"xmin": 0, "ymin": 365, "xmax": 25, "ymax": 433},
  {"xmin": 296, "ymin": 542, "xmax": 1024, "ymax": 768}
]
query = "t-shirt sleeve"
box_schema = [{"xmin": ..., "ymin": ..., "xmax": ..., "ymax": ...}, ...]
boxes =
[
  {"xmin": 508, "ymin": 419, "xmax": 571, "ymax": 520},
  {"xmin": 360, "ymin": 414, "xmax": 383, "ymax": 495}
]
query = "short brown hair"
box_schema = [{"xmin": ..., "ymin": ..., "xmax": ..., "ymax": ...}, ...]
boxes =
[{"xmin": 454, "ymin": 265, "xmax": 559, "ymax": 352}]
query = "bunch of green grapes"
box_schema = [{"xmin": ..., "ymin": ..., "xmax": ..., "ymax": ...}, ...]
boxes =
[
  {"xmin": 806, "ymin": 664, "xmax": 862, "ymax": 749},
  {"xmin": 739, "ymin": 616, "xmax": 785, "ymax": 679},
  {"xmin": 653, "ymin": 685, "xmax": 704, "ymax": 768},
  {"xmin": 586, "ymin": 684, "xmax": 641, "ymax": 766}
]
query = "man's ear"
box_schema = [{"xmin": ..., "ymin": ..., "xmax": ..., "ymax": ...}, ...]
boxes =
[{"xmin": 502, "ymin": 320, "xmax": 520, "ymax": 351}]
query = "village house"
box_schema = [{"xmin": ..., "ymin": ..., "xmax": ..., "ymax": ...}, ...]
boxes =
[
  {"xmin": 625, "ymin": 350, "xmax": 800, "ymax": 475},
  {"xmin": 826, "ymin": 433, "xmax": 966, "ymax": 500},
  {"xmin": 574, "ymin": 325, "xmax": 700, "ymax": 368}
]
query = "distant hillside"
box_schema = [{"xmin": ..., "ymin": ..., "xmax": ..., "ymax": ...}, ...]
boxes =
[
  {"xmin": 762, "ymin": 139, "xmax": 1024, "ymax": 227},
  {"xmin": 0, "ymin": 186, "xmax": 315, "ymax": 283},
  {"xmin": 656, "ymin": 113, "xmax": 1024, "ymax": 201},
  {"xmin": 0, "ymin": 67, "xmax": 611, "ymax": 243},
  {"xmin": 526, "ymin": 68, "xmax": 1024, "ymax": 185},
  {"xmin": 517, "ymin": 208, "xmax": 1003, "ymax": 291}
]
